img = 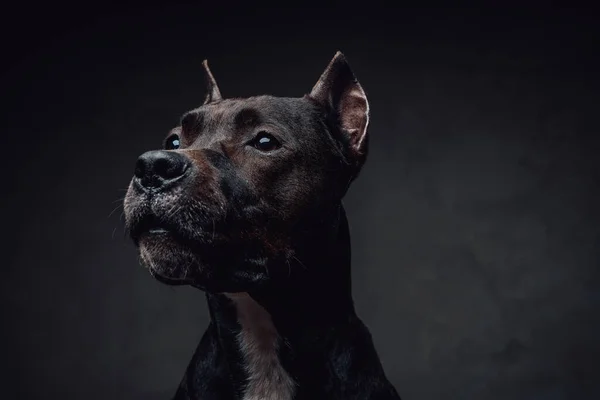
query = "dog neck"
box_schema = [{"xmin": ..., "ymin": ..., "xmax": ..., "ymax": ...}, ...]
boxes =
[
  {"xmin": 206, "ymin": 204, "xmax": 360, "ymax": 399},
  {"xmin": 221, "ymin": 292, "xmax": 296, "ymax": 400}
]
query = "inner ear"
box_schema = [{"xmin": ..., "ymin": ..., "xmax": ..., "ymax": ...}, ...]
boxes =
[{"xmin": 309, "ymin": 51, "xmax": 369, "ymax": 158}]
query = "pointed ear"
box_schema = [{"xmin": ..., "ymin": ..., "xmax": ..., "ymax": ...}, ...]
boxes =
[
  {"xmin": 202, "ymin": 60, "xmax": 222, "ymax": 104},
  {"xmin": 309, "ymin": 51, "xmax": 369, "ymax": 163}
]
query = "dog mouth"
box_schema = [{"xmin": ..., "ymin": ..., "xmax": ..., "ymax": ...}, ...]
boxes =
[
  {"xmin": 128, "ymin": 206, "xmax": 228, "ymax": 249},
  {"xmin": 147, "ymin": 264, "xmax": 189, "ymax": 285},
  {"xmin": 129, "ymin": 213, "xmax": 182, "ymax": 245}
]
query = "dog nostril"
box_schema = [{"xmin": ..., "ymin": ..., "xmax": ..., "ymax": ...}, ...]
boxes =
[
  {"xmin": 134, "ymin": 150, "xmax": 190, "ymax": 190},
  {"xmin": 156, "ymin": 156, "xmax": 189, "ymax": 180},
  {"xmin": 154, "ymin": 157, "xmax": 171, "ymax": 178}
]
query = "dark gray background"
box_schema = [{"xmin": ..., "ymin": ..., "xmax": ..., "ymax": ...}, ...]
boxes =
[{"xmin": 2, "ymin": 3, "xmax": 599, "ymax": 400}]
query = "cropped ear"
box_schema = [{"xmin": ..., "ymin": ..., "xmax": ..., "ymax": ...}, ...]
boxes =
[
  {"xmin": 202, "ymin": 60, "xmax": 222, "ymax": 104},
  {"xmin": 309, "ymin": 51, "xmax": 369, "ymax": 165}
]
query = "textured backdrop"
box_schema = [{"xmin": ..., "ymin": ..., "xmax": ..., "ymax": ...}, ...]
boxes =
[{"xmin": 2, "ymin": 3, "xmax": 599, "ymax": 400}]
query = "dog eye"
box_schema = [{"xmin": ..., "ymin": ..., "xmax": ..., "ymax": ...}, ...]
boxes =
[
  {"xmin": 252, "ymin": 132, "xmax": 281, "ymax": 152},
  {"xmin": 165, "ymin": 134, "xmax": 181, "ymax": 150}
]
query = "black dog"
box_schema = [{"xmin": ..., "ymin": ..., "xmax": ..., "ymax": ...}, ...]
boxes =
[{"xmin": 124, "ymin": 52, "xmax": 401, "ymax": 400}]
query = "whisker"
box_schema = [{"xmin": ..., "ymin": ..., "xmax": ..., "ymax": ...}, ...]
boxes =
[
  {"xmin": 292, "ymin": 255, "xmax": 308, "ymax": 270},
  {"xmin": 165, "ymin": 204, "xmax": 183, "ymax": 220},
  {"xmin": 184, "ymin": 258, "xmax": 194, "ymax": 277},
  {"xmin": 108, "ymin": 203, "xmax": 123, "ymax": 218}
]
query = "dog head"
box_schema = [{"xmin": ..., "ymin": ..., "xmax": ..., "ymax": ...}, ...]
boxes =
[{"xmin": 123, "ymin": 52, "xmax": 370, "ymax": 292}]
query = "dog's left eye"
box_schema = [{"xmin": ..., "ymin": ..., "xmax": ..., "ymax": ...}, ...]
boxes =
[
  {"xmin": 251, "ymin": 132, "xmax": 281, "ymax": 152},
  {"xmin": 165, "ymin": 135, "xmax": 181, "ymax": 150}
]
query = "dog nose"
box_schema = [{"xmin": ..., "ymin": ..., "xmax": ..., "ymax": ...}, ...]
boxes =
[{"xmin": 134, "ymin": 150, "xmax": 191, "ymax": 190}]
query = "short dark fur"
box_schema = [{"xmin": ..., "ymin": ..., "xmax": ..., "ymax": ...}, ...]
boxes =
[{"xmin": 124, "ymin": 52, "xmax": 401, "ymax": 399}]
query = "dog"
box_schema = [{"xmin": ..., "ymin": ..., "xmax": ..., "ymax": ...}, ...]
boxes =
[{"xmin": 123, "ymin": 51, "xmax": 401, "ymax": 400}]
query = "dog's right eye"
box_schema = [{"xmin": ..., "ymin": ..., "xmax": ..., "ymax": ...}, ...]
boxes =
[
  {"xmin": 251, "ymin": 132, "xmax": 281, "ymax": 152},
  {"xmin": 165, "ymin": 135, "xmax": 181, "ymax": 150}
]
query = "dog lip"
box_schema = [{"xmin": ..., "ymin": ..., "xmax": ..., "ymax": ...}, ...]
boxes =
[
  {"xmin": 148, "ymin": 227, "xmax": 169, "ymax": 234},
  {"xmin": 148, "ymin": 265, "xmax": 189, "ymax": 286},
  {"xmin": 130, "ymin": 213, "xmax": 176, "ymax": 243},
  {"xmin": 128, "ymin": 207, "xmax": 226, "ymax": 248}
]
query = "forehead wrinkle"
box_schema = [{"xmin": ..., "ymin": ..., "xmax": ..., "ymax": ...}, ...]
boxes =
[
  {"xmin": 233, "ymin": 107, "xmax": 262, "ymax": 131},
  {"xmin": 180, "ymin": 110, "xmax": 205, "ymax": 130},
  {"xmin": 185, "ymin": 97, "xmax": 319, "ymax": 144},
  {"xmin": 202, "ymin": 107, "xmax": 229, "ymax": 132}
]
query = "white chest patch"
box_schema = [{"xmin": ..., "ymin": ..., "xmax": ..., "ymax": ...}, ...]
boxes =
[{"xmin": 225, "ymin": 293, "xmax": 296, "ymax": 400}]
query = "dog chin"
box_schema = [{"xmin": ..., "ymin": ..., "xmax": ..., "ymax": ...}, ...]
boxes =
[
  {"xmin": 137, "ymin": 232, "xmax": 270, "ymax": 292},
  {"xmin": 138, "ymin": 233, "xmax": 199, "ymax": 285}
]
